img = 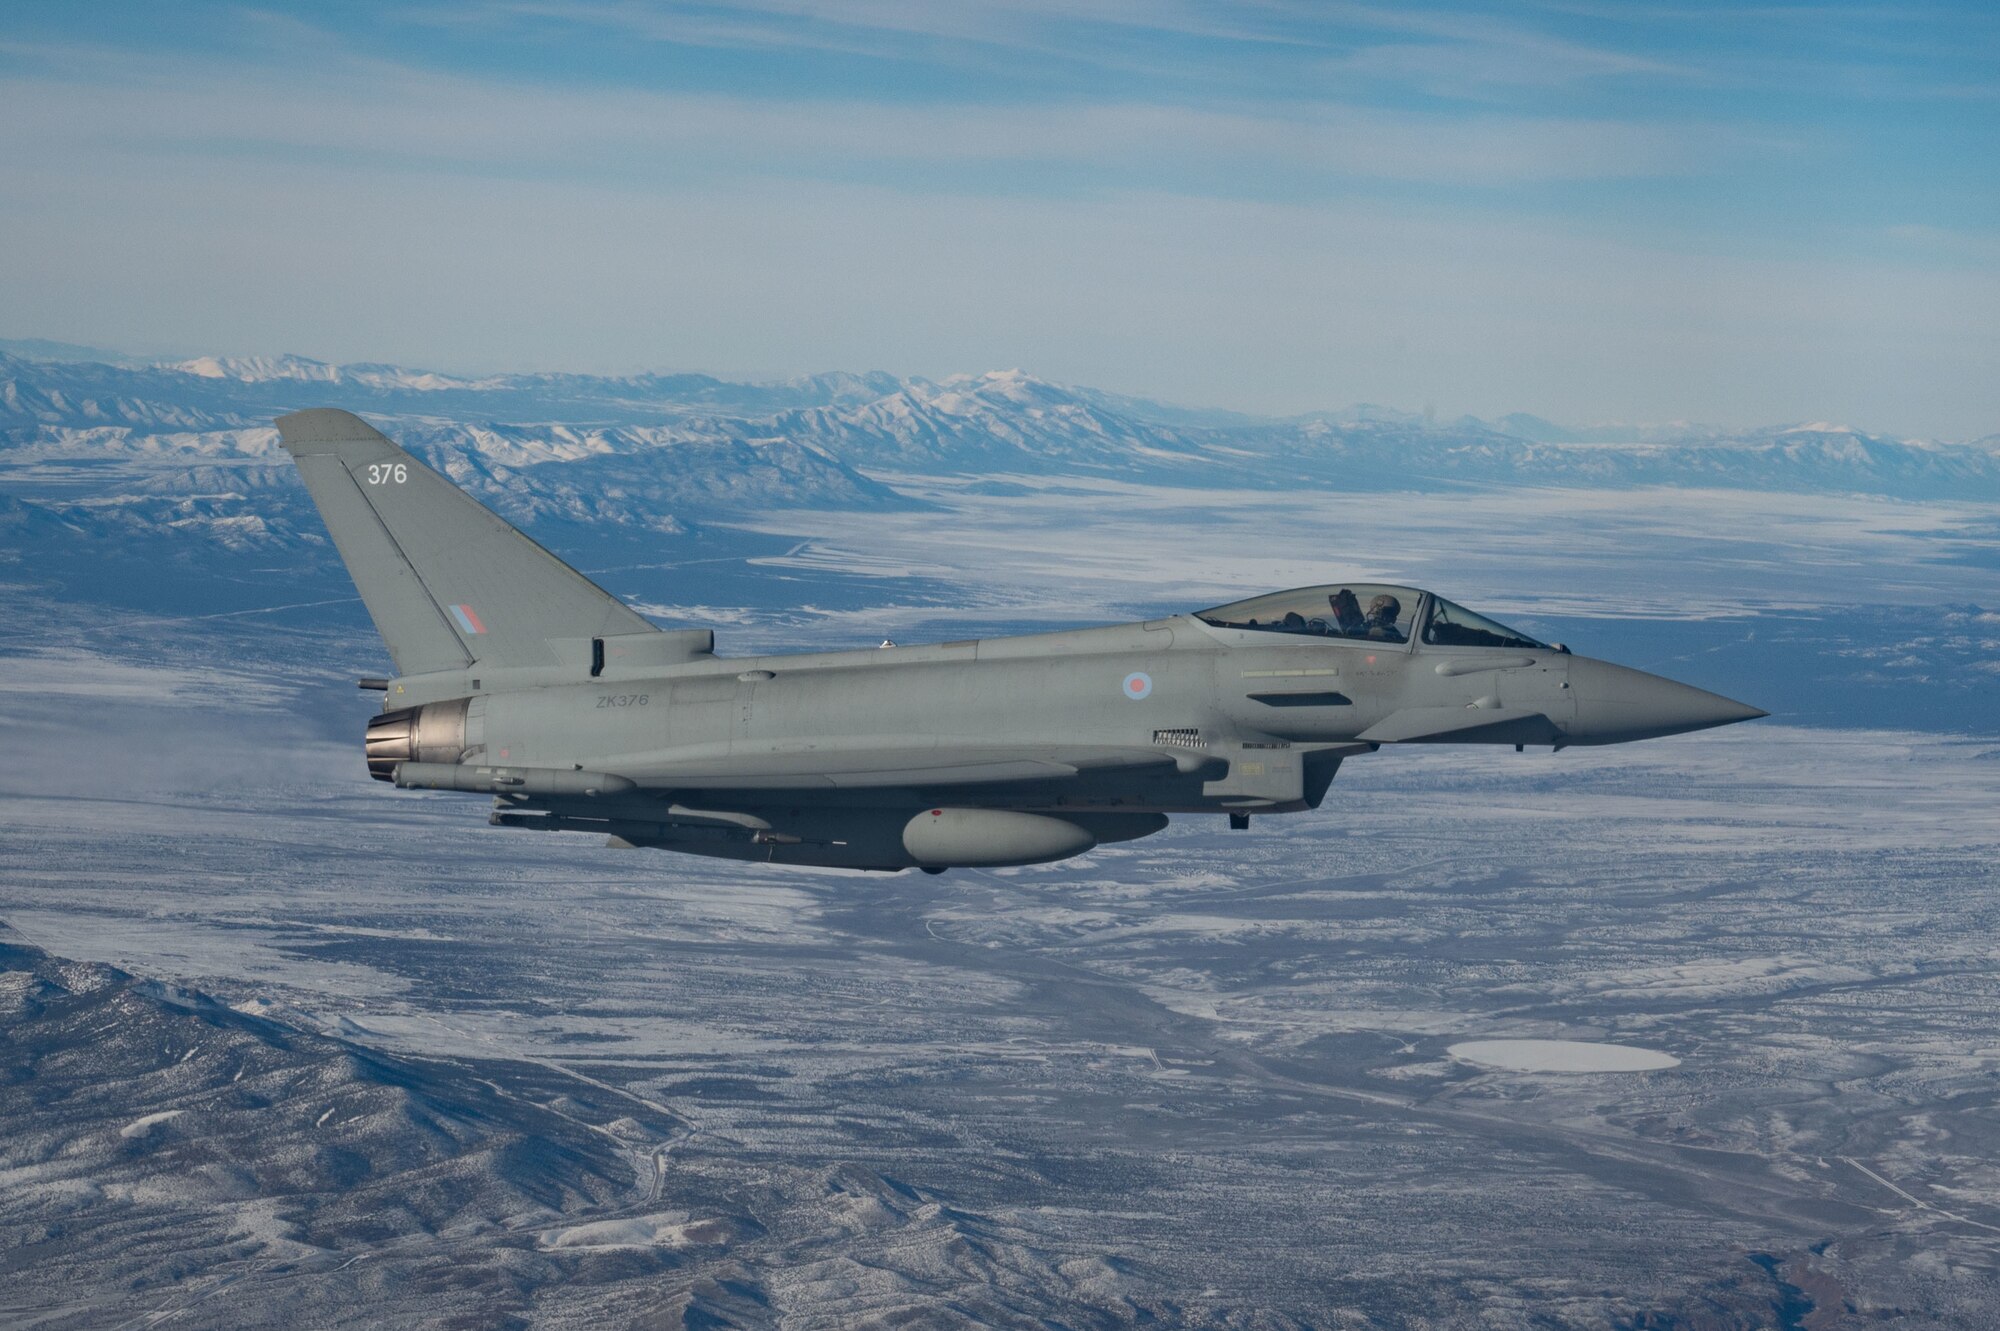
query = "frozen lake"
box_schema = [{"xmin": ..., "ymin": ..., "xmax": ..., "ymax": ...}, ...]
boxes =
[{"xmin": 1447, "ymin": 1040, "xmax": 1682, "ymax": 1073}]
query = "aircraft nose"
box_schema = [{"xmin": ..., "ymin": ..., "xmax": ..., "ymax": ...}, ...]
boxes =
[{"xmin": 1565, "ymin": 657, "xmax": 1767, "ymax": 746}]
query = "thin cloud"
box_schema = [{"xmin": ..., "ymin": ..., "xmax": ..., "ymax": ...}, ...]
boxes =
[
  {"xmin": 1328, "ymin": 37, "xmax": 1691, "ymax": 97},
  {"xmin": 0, "ymin": 3, "xmax": 1992, "ymax": 438},
  {"xmin": 446, "ymin": 0, "xmax": 1700, "ymax": 98},
  {"xmin": 0, "ymin": 37, "xmax": 1752, "ymax": 188},
  {"xmin": 484, "ymin": 0, "xmax": 1335, "ymax": 54}
]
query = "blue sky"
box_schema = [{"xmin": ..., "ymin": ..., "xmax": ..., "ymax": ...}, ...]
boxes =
[{"xmin": 1, "ymin": 1, "xmax": 1996, "ymax": 434}]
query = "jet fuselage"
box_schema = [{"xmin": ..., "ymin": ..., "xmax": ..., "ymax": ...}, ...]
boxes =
[
  {"xmin": 372, "ymin": 600, "xmax": 1758, "ymax": 871},
  {"xmin": 274, "ymin": 407, "xmax": 1762, "ymax": 873}
]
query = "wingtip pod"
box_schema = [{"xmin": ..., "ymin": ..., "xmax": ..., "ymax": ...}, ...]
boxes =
[{"xmin": 274, "ymin": 408, "xmax": 392, "ymax": 457}]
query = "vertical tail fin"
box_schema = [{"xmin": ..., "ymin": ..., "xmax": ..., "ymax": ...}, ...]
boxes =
[{"xmin": 276, "ymin": 409, "xmax": 656, "ymax": 675}]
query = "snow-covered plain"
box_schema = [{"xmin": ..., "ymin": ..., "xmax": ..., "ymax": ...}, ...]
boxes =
[
  {"xmin": 5, "ymin": 669, "xmax": 1997, "ymax": 1325},
  {"xmin": 3, "ymin": 380, "xmax": 1999, "ymax": 1325}
]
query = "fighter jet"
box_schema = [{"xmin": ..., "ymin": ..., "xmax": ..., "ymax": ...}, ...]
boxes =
[{"xmin": 278, "ymin": 409, "xmax": 1766, "ymax": 873}]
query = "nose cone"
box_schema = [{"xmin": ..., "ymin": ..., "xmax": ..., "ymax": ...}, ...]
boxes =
[{"xmin": 1565, "ymin": 657, "xmax": 1767, "ymax": 746}]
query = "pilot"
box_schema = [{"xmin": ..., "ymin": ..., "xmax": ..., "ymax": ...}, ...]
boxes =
[
  {"xmin": 1363, "ymin": 593, "xmax": 1404, "ymax": 641},
  {"xmin": 1328, "ymin": 588, "xmax": 1365, "ymax": 636},
  {"xmin": 1280, "ymin": 610, "xmax": 1308, "ymax": 631}
]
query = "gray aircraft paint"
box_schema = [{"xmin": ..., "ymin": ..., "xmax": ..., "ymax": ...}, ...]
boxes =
[{"xmin": 278, "ymin": 409, "xmax": 1765, "ymax": 872}]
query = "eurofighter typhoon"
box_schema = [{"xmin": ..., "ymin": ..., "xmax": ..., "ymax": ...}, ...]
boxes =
[{"xmin": 279, "ymin": 409, "xmax": 1765, "ymax": 873}]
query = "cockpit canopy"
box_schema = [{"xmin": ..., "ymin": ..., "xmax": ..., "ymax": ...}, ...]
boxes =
[{"xmin": 1196, "ymin": 583, "xmax": 1550, "ymax": 650}]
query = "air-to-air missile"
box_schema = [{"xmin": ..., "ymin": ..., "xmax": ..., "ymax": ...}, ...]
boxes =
[{"xmin": 279, "ymin": 409, "xmax": 1765, "ymax": 873}]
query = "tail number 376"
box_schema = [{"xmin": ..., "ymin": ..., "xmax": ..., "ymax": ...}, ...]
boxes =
[{"xmin": 365, "ymin": 463, "xmax": 409, "ymax": 485}]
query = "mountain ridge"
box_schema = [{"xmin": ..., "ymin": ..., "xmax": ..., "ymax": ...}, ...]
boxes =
[
  {"xmin": 5, "ymin": 344, "xmax": 1988, "ymax": 445},
  {"xmin": 3, "ymin": 351, "xmax": 1997, "ymax": 560}
]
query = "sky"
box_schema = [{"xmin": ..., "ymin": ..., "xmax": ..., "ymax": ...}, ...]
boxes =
[{"xmin": 1, "ymin": 1, "xmax": 1996, "ymax": 436}]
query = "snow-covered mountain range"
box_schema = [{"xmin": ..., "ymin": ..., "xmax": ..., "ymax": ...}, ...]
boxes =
[
  {"xmin": 5, "ymin": 343, "xmax": 1999, "ymax": 1327},
  {"xmin": 4, "ymin": 346, "xmax": 1997, "ymax": 559}
]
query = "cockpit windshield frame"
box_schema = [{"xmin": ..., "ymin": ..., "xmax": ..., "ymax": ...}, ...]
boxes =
[
  {"xmin": 1195, "ymin": 584, "xmax": 1553, "ymax": 653},
  {"xmin": 1195, "ymin": 584, "xmax": 1426, "ymax": 648},
  {"xmin": 1419, "ymin": 597, "xmax": 1552, "ymax": 651}
]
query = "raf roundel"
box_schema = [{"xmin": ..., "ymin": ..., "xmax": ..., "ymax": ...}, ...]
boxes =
[{"xmin": 1122, "ymin": 671, "xmax": 1153, "ymax": 700}]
